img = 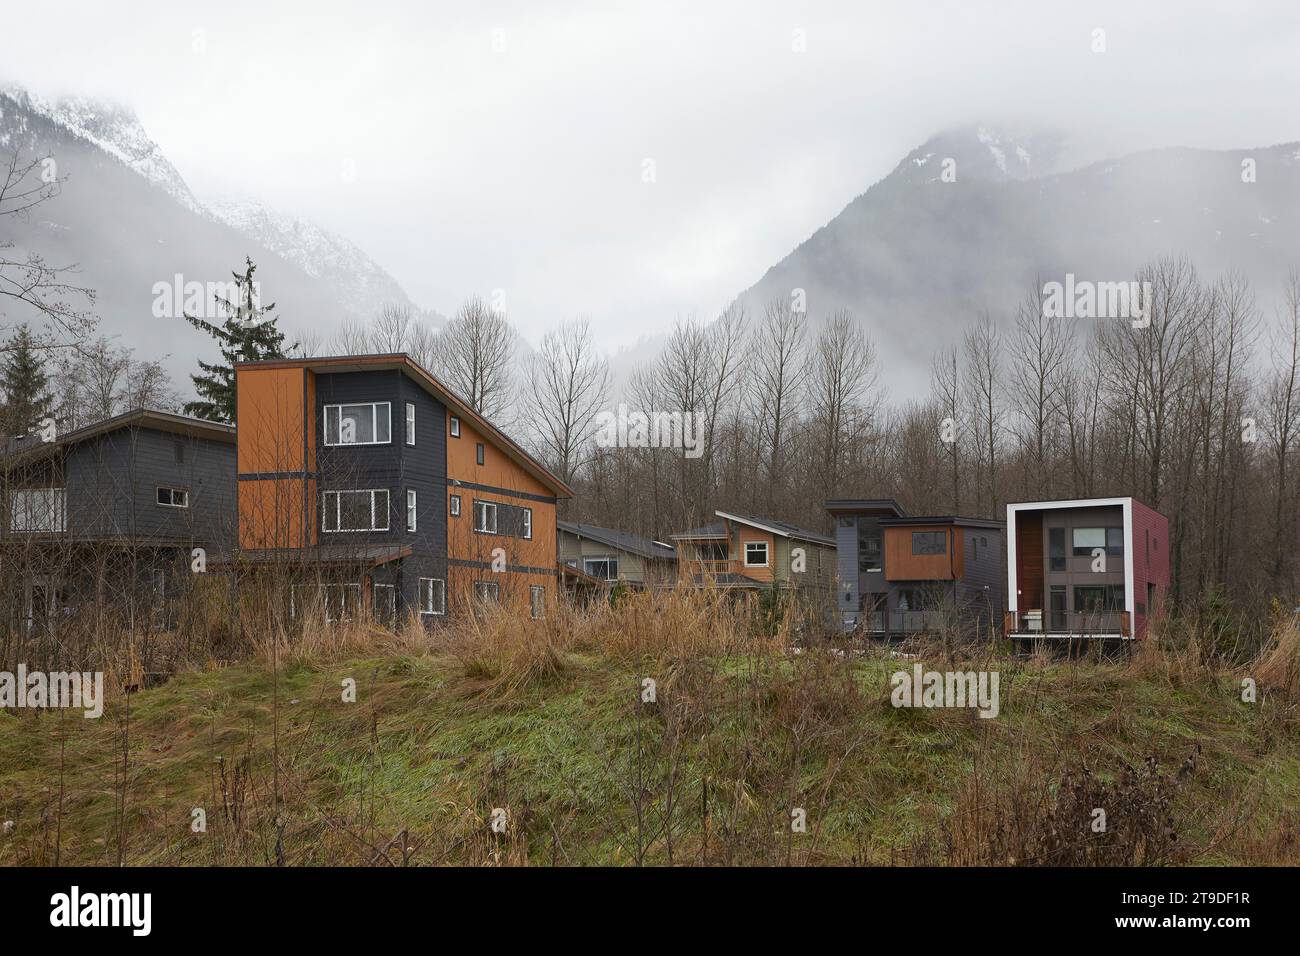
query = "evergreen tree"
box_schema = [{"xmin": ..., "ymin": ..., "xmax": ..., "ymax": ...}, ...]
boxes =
[
  {"xmin": 0, "ymin": 324, "xmax": 54, "ymax": 438},
  {"xmin": 183, "ymin": 257, "xmax": 291, "ymax": 422}
]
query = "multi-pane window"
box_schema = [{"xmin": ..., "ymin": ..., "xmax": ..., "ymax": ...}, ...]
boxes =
[
  {"xmin": 473, "ymin": 500, "xmax": 533, "ymax": 538},
  {"xmin": 9, "ymin": 489, "xmax": 66, "ymax": 532},
  {"xmin": 324, "ymin": 402, "xmax": 391, "ymax": 446},
  {"xmin": 530, "ymin": 585, "xmax": 545, "ymax": 619},
  {"xmin": 911, "ymin": 531, "xmax": 947, "ymax": 555},
  {"xmin": 420, "ymin": 577, "xmax": 446, "ymax": 616},
  {"xmin": 1072, "ymin": 527, "xmax": 1123, "ymax": 557},
  {"xmin": 584, "ymin": 557, "xmax": 619, "ymax": 581},
  {"xmin": 475, "ymin": 500, "xmax": 498, "ymax": 534},
  {"xmin": 156, "ymin": 487, "xmax": 189, "ymax": 508},
  {"xmin": 406, "ymin": 489, "xmax": 417, "ymax": 531},
  {"xmin": 450, "ymin": 494, "xmax": 461, "ymax": 517},
  {"xmin": 474, "ymin": 581, "xmax": 500, "ymax": 603},
  {"xmin": 405, "ymin": 402, "xmax": 416, "ymax": 445},
  {"xmin": 744, "ymin": 541, "xmax": 769, "ymax": 567},
  {"xmin": 322, "ymin": 489, "xmax": 390, "ymax": 532},
  {"xmin": 858, "ymin": 529, "xmax": 882, "ymax": 572}
]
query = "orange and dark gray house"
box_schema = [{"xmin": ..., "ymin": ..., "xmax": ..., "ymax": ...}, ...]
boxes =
[
  {"xmin": 1004, "ymin": 497, "xmax": 1170, "ymax": 640},
  {"xmin": 230, "ymin": 354, "xmax": 572, "ymax": 622},
  {"xmin": 670, "ymin": 510, "xmax": 836, "ymax": 594}
]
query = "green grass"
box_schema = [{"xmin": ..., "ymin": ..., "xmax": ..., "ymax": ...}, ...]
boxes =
[{"xmin": 1, "ymin": 648, "xmax": 1295, "ymax": 866}]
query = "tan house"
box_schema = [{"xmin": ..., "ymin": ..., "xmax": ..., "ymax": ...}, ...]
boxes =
[
  {"xmin": 558, "ymin": 521, "xmax": 677, "ymax": 591},
  {"xmin": 671, "ymin": 511, "xmax": 836, "ymax": 595}
]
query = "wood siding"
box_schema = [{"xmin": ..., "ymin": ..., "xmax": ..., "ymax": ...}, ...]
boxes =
[{"xmin": 884, "ymin": 525, "xmax": 963, "ymax": 581}]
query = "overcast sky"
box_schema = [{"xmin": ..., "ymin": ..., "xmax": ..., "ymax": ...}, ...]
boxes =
[{"xmin": 6, "ymin": 1, "xmax": 1300, "ymax": 351}]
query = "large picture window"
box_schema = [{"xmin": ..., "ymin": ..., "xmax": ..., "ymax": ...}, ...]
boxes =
[
  {"xmin": 1072, "ymin": 527, "xmax": 1123, "ymax": 557},
  {"xmin": 912, "ymin": 531, "xmax": 946, "ymax": 555},
  {"xmin": 322, "ymin": 489, "xmax": 390, "ymax": 532},
  {"xmin": 324, "ymin": 402, "xmax": 391, "ymax": 446},
  {"xmin": 584, "ymin": 557, "xmax": 619, "ymax": 581}
]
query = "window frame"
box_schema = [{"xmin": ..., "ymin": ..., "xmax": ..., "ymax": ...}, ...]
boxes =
[
  {"xmin": 584, "ymin": 556, "xmax": 619, "ymax": 581},
  {"xmin": 911, "ymin": 531, "xmax": 947, "ymax": 556},
  {"xmin": 419, "ymin": 577, "xmax": 446, "ymax": 616},
  {"xmin": 406, "ymin": 489, "xmax": 417, "ymax": 532},
  {"xmin": 156, "ymin": 486, "xmax": 190, "ymax": 509},
  {"xmin": 522, "ymin": 507, "xmax": 532, "ymax": 540},
  {"xmin": 323, "ymin": 401, "xmax": 392, "ymax": 447},
  {"xmin": 322, "ymin": 489, "xmax": 391, "ymax": 532},
  {"xmin": 405, "ymin": 402, "xmax": 416, "ymax": 446},
  {"xmin": 474, "ymin": 500, "xmax": 498, "ymax": 534},
  {"xmin": 450, "ymin": 416, "xmax": 461, "ymax": 438},
  {"xmin": 743, "ymin": 541, "xmax": 769, "ymax": 567},
  {"xmin": 474, "ymin": 580, "xmax": 500, "ymax": 604},
  {"xmin": 530, "ymin": 585, "xmax": 545, "ymax": 619},
  {"xmin": 476, "ymin": 442, "xmax": 485, "ymax": 466},
  {"xmin": 450, "ymin": 494, "xmax": 461, "ymax": 517}
]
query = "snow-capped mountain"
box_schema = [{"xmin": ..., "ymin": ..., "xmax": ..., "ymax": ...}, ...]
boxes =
[{"xmin": 206, "ymin": 199, "xmax": 418, "ymax": 319}]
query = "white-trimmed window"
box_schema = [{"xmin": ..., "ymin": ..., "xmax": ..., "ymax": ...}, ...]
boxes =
[
  {"xmin": 9, "ymin": 488, "xmax": 66, "ymax": 532},
  {"xmin": 744, "ymin": 541, "xmax": 769, "ymax": 567},
  {"xmin": 584, "ymin": 557, "xmax": 619, "ymax": 581},
  {"xmin": 450, "ymin": 416, "xmax": 461, "ymax": 438},
  {"xmin": 322, "ymin": 489, "xmax": 390, "ymax": 532},
  {"xmin": 475, "ymin": 581, "xmax": 500, "ymax": 603},
  {"xmin": 450, "ymin": 494, "xmax": 461, "ymax": 517},
  {"xmin": 156, "ymin": 486, "xmax": 189, "ymax": 508},
  {"xmin": 530, "ymin": 585, "xmax": 544, "ymax": 619},
  {"xmin": 522, "ymin": 507, "xmax": 532, "ymax": 540},
  {"xmin": 419, "ymin": 577, "xmax": 446, "ymax": 616},
  {"xmin": 406, "ymin": 489, "xmax": 417, "ymax": 531},
  {"xmin": 405, "ymin": 402, "xmax": 416, "ymax": 445},
  {"xmin": 474, "ymin": 500, "xmax": 498, "ymax": 534},
  {"xmin": 324, "ymin": 402, "xmax": 391, "ymax": 446}
]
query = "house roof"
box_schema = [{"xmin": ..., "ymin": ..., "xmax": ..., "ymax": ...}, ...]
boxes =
[
  {"xmin": 879, "ymin": 515, "xmax": 1005, "ymax": 529},
  {"xmin": 670, "ymin": 521, "xmax": 728, "ymax": 541},
  {"xmin": 0, "ymin": 408, "xmax": 235, "ymax": 465},
  {"xmin": 236, "ymin": 354, "xmax": 573, "ymax": 499},
  {"xmin": 824, "ymin": 498, "xmax": 907, "ymax": 517},
  {"xmin": 558, "ymin": 521, "xmax": 676, "ymax": 561},
  {"xmin": 714, "ymin": 511, "xmax": 837, "ymax": 547}
]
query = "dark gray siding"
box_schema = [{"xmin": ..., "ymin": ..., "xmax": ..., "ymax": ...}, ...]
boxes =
[
  {"xmin": 956, "ymin": 526, "xmax": 1005, "ymax": 628},
  {"xmin": 64, "ymin": 427, "xmax": 235, "ymax": 549},
  {"xmin": 314, "ymin": 371, "xmax": 447, "ymax": 615}
]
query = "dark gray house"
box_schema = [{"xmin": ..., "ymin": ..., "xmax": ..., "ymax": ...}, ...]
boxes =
[
  {"xmin": 0, "ymin": 409, "xmax": 236, "ymax": 633},
  {"xmin": 826, "ymin": 498, "xmax": 1004, "ymax": 639}
]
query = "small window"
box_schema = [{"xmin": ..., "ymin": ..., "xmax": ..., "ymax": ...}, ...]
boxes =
[
  {"xmin": 474, "ymin": 581, "xmax": 500, "ymax": 603},
  {"xmin": 912, "ymin": 531, "xmax": 947, "ymax": 555},
  {"xmin": 1049, "ymin": 527, "xmax": 1066, "ymax": 571},
  {"xmin": 174, "ymin": 441, "xmax": 185, "ymax": 465},
  {"xmin": 522, "ymin": 507, "xmax": 532, "ymax": 540},
  {"xmin": 419, "ymin": 577, "xmax": 446, "ymax": 616},
  {"xmin": 157, "ymin": 487, "xmax": 189, "ymax": 509},
  {"xmin": 450, "ymin": 416, "xmax": 461, "ymax": 438},
  {"xmin": 476, "ymin": 442, "xmax": 485, "ymax": 466},
  {"xmin": 450, "ymin": 494, "xmax": 461, "ymax": 517},
  {"xmin": 406, "ymin": 489, "xmax": 417, "ymax": 532},
  {"xmin": 405, "ymin": 402, "xmax": 416, "ymax": 446},
  {"xmin": 475, "ymin": 500, "xmax": 498, "ymax": 534},
  {"xmin": 744, "ymin": 541, "xmax": 769, "ymax": 567},
  {"xmin": 530, "ymin": 585, "xmax": 544, "ymax": 619}
]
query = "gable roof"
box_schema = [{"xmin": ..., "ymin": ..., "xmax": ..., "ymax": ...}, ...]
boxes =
[
  {"xmin": 714, "ymin": 511, "xmax": 836, "ymax": 547},
  {"xmin": 0, "ymin": 408, "xmax": 235, "ymax": 465},
  {"xmin": 236, "ymin": 354, "xmax": 573, "ymax": 498},
  {"xmin": 558, "ymin": 521, "xmax": 676, "ymax": 561}
]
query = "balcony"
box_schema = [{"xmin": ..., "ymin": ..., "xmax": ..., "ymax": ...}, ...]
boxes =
[
  {"xmin": 853, "ymin": 609, "xmax": 953, "ymax": 634},
  {"xmin": 1005, "ymin": 609, "xmax": 1130, "ymax": 638}
]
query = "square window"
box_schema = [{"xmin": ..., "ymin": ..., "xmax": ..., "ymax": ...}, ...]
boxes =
[
  {"xmin": 419, "ymin": 577, "xmax": 446, "ymax": 616},
  {"xmin": 475, "ymin": 581, "xmax": 499, "ymax": 604},
  {"xmin": 744, "ymin": 541, "xmax": 768, "ymax": 567}
]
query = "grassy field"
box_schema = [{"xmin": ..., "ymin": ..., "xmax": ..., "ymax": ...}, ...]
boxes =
[{"xmin": 1, "ymin": 591, "xmax": 1297, "ymax": 866}]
